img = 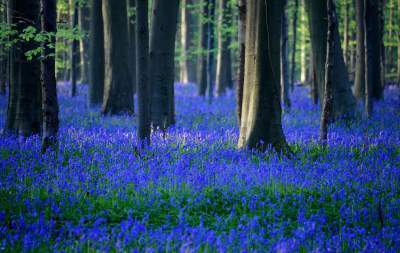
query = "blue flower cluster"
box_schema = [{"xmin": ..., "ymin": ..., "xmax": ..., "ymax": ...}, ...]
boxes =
[{"xmin": 0, "ymin": 83, "xmax": 399, "ymax": 252}]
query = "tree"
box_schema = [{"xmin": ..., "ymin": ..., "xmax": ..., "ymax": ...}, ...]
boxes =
[
  {"xmin": 238, "ymin": 0, "xmax": 290, "ymax": 154},
  {"xmin": 41, "ymin": 0, "xmax": 59, "ymax": 152},
  {"xmin": 150, "ymin": 0, "xmax": 179, "ymax": 129},
  {"xmin": 398, "ymin": 0, "xmax": 400, "ymax": 86},
  {"xmin": 102, "ymin": 0, "xmax": 134, "ymax": 115},
  {"xmin": 180, "ymin": 0, "xmax": 197, "ymax": 84},
  {"xmin": 127, "ymin": 0, "xmax": 137, "ymax": 96},
  {"xmin": 79, "ymin": 1, "xmax": 90, "ymax": 84},
  {"xmin": 0, "ymin": 0, "xmax": 6, "ymax": 95},
  {"xmin": 206, "ymin": 0, "xmax": 216, "ymax": 103},
  {"xmin": 136, "ymin": 0, "xmax": 150, "ymax": 144},
  {"xmin": 5, "ymin": 0, "xmax": 42, "ymax": 136},
  {"xmin": 305, "ymin": 0, "xmax": 355, "ymax": 119},
  {"xmin": 320, "ymin": 0, "xmax": 336, "ymax": 143},
  {"xmin": 197, "ymin": 0, "xmax": 211, "ymax": 97},
  {"xmin": 70, "ymin": 0, "xmax": 79, "ymax": 97},
  {"xmin": 290, "ymin": 0, "xmax": 299, "ymax": 91},
  {"xmin": 88, "ymin": 0, "xmax": 104, "ymax": 107},
  {"xmin": 354, "ymin": 0, "xmax": 365, "ymax": 100},
  {"xmin": 236, "ymin": 0, "xmax": 246, "ymax": 126},
  {"xmin": 216, "ymin": 0, "xmax": 233, "ymax": 96},
  {"xmin": 281, "ymin": 0, "xmax": 291, "ymax": 109},
  {"xmin": 343, "ymin": 0, "xmax": 350, "ymax": 66}
]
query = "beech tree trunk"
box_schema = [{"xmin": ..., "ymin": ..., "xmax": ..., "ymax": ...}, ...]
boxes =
[
  {"xmin": 290, "ymin": 0, "xmax": 299, "ymax": 91},
  {"xmin": 320, "ymin": 0, "xmax": 336, "ymax": 143},
  {"xmin": 6, "ymin": 0, "xmax": 42, "ymax": 136},
  {"xmin": 197, "ymin": 0, "xmax": 210, "ymax": 96},
  {"xmin": 180, "ymin": 0, "xmax": 197, "ymax": 84},
  {"xmin": 281, "ymin": 1, "xmax": 291, "ymax": 109},
  {"xmin": 343, "ymin": 0, "xmax": 350, "ymax": 66},
  {"xmin": 71, "ymin": 1, "xmax": 79, "ymax": 97},
  {"xmin": 136, "ymin": 0, "xmax": 150, "ymax": 143},
  {"xmin": 41, "ymin": 0, "xmax": 59, "ymax": 152},
  {"xmin": 128, "ymin": 0, "xmax": 136, "ymax": 95},
  {"xmin": 150, "ymin": 0, "xmax": 179, "ymax": 129},
  {"xmin": 238, "ymin": 0, "xmax": 290, "ymax": 154},
  {"xmin": 79, "ymin": 2, "xmax": 90, "ymax": 84},
  {"xmin": 102, "ymin": 0, "xmax": 134, "ymax": 115},
  {"xmin": 206, "ymin": 0, "xmax": 216, "ymax": 104},
  {"xmin": 216, "ymin": 0, "xmax": 232, "ymax": 96},
  {"xmin": 236, "ymin": 0, "xmax": 246, "ymax": 126},
  {"xmin": 0, "ymin": 0, "xmax": 6, "ymax": 95},
  {"xmin": 354, "ymin": 0, "xmax": 365, "ymax": 101},
  {"xmin": 88, "ymin": 0, "xmax": 104, "ymax": 106}
]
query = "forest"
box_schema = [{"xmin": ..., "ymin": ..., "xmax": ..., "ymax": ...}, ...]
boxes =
[{"xmin": 0, "ymin": 0, "xmax": 399, "ymax": 251}]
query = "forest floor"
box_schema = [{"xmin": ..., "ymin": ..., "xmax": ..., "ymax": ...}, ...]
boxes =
[{"xmin": 0, "ymin": 83, "xmax": 399, "ymax": 252}]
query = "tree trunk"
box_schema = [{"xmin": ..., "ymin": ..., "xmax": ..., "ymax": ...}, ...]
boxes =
[
  {"xmin": 364, "ymin": 0, "xmax": 384, "ymax": 102},
  {"xmin": 343, "ymin": 0, "xmax": 350, "ymax": 66},
  {"xmin": 6, "ymin": 0, "xmax": 42, "ymax": 136},
  {"xmin": 150, "ymin": 0, "xmax": 179, "ymax": 129},
  {"xmin": 197, "ymin": 0, "xmax": 210, "ymax": 96},
  {"xmin": 88, "ymin": 0, "xmax": 104, "ymax": 106},
  {"xmin": 71, "ymin": 1, "xmax": 79, "ymax": 97},
  {"xmin": 305, "ymin": 0, "xmax": 355, "ymax": 118},
  {"xmin": 238, "ymin": 0, "xmax": 290, "ymax": 154},
  {"xmin": 236, "ymin": 0, "xmax": 246, "ymax": 127},
  {"xmin": 102, "ymin": 0, "xmax": 134, "ymax": 115},
  {"xmin": 180, "ymin": 0, "xmax": 197, "ymax": 84},
  {"xmin": 320, "ymin": 0, "xmax": 336, "ymax": 143},
  {"xmin": 0, "ymin": 0, "xmax": 6, "ymax": 95},
  {"xmin": 206, "ymin": 0, "xmax": 216, "ymax": 104},
  {"xmin": 281, "ymin": 0, "xmax": 291, "ymax": 109},
  {"xmin": 387, "ymin": 0, "xmax": 394, "ymax": 71},
  {"xmin": 79, "ymin": 2, "xmax": 90, "ymax": 84},
  {"xmin": 354, "ymin": 0, "xmax": 365, "ymax": 100},
  {"xmin": 290, "ymin": 0, "xmax": 299, "ymax": 90},
  {"xmin": 216, "ymin": 0, "xmax": 232, "ymax": 96},
  {"xmin": 398, "ymin": 0, "xmax": 400, "ymax": 86},
  {"xmin": 300, "ymin": 0, "xmax": 308, "ymax": 84},
  {"xmin": 127, "ymin": 0, "xmax": 136, "ymax": 95},
  {"xmin": 136, "ymin": 0, "xmax": 151, "ymax": 144},
  {"xmin": 41, "ymin": 0, "xmax": 59, "ymax": 152}
]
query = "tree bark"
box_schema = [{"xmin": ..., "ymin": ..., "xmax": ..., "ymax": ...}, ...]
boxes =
[
  {"xmin": 127, "ymin": 0, "xmax": 136, "ymax": 95},
  {"xmin": 343, "ymin": 0, "xmax": 350, "ymax": 66},
  {"xmin": 397, "ymin": 0, "xmax": 400, "ymax": 86},
  {"xmin": 206, "ymin": 0, "xmax": 216, "ymax": 104},
  {"xmin": 41, "ymin": 0, "xmax": 59, "ymax": 152},
  {"xmin": 71, "ymin": 1, "xmax": 79, "ymax": 97},
  {"xmin": 354, "ymin": 0, "xmax": 365, "ymax": 101},
  {"xmin": 290, "ymin": 0, "xmax": 299, "ymax": 91},
  {"xmin": 79, "ymin": 2, "xmax": 90, "ymax": 84},
  {"xmin": 150, "ymin": 0, "xmax": 179, "ymax": 129},
  {"xmin": 281, "ymin": 0, "xmax": 291, "ymax": 109},
  {"xmin": 300, "ymin": 0, "xmax": 308, "ymax": 84},
  {"xmin": 102, "ymin": 0, "xmax": 134, "ymax": 115},
  {"xmin": 88, "ymin": 0, "xmax": 104, "ymax": 106},
  {"xmin": 180, "ymin": 0, "xmax": 197, "ymax": 84},
  {"xmin": 236, "ymin": 0, "xmax": 245, "ymax": 127},
  {"xmin": 320, "ymin": 0, "xmax": 336, "ymax": 143},
  {"xmin": 6, "ymin": 0, "xmax": 42, "ymax": 136},
  {"xmin": 216, "ymin": 0, "xmax": 232, "ymax": 96},
  {"xmin": 0, "ymin": 0, "xmax": 6, "ymax": 95},
  {"xmin": 238, "ymin": 0, "xmax": 290, "ymax": 154},
  {"xmin": 197, "ymin": 0, "xmax": 210, "ymax": 96},
  {"xmin": 136, "ymin": 0, "xmax": 151, "ymax": 144}
]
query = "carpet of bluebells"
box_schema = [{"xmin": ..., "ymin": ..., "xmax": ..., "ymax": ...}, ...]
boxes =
[{"xmin": 0, "ymin": 82, "xmax": 399, "ymax": 252}]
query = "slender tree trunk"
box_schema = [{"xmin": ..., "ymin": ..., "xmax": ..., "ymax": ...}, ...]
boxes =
[
  {"xmin": 300, "ymin": 0, "xmax": 308, "ymax": 84},
  {"xmin": 281, "ymin": 0, "xmax": 291, "ymax": 109},
  {"xmin": 102, "ymin": 0, "xmax": 134, "ymax": 115},
  {"xmin": 238, "ymin": 0, "xmax": 290, "ymax": 154},
  {"xmin": 343, "ymin": 0, "xmax": 350, "ymax": 66},
  {"xmin": 216, "ymin": 0, "xmax": 232, "ymax": 96},
  {"xmin": 180, "ymin": 0, "xmax": 197, "ymax": 84},
  {"xmin": 290, "ymin": 0, "xmax": 299, "ymax": 91},
  {"xmin": 206, "ymin": 0, "xmax": 216, "ymax": 104},
  {"xmin": 136, "ymin": 0, "xmax": 150, "ymax": 144},
  {"xmin": 150, "ymin": 0, "xmax": 179, "ymax": 129},
  {"xmin": 0, "ymin": 0, "xmax": 6, "ymax": 95},
  {"xmin": 88, "ymin": 0, "xmax": 104, "ymax": 106},
  {"xmin": 237, "ymin": 0, "xmax": 246, "ymax": 126},
  {"xmin": 355, "ymin": 0, "xmax": 365, "ymax": 100},
  {"xmin": 6, "ymin": 0, "xmax": 42, "ymax": 136},
  {"xmin": 379, "ymin": 0, "xmax": 386, "ymax": 91},
  {"xmin": 41, "ymin": 0, "xmax": 59, "ymax": 152},
  {"xmin": 128, "ymin": 0, "xmax": 136, "ymax": 95},
  {"xmin": 79, "ymin": 2, "xmax": 90, "ymax": 84},
  {"xmin": 320, "ymin": 0, "xmax": 336, "ymax": 143},
  {"xmin": 387, "ymin": 0, "xmax": 394, "ymax": 71},
  {"xmin": 71, "ymin": 1, "xmax": 79, "ymax": 97},
  {"xmin": 197, "ymin": 0, "xmax": 210, "ymax": 96}
]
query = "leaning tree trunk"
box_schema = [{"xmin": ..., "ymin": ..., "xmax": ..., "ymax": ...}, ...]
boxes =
[
  {"xmin": 71, "ymin": 1, "xmax": 79, "ymax": 97},
  {"xmin": 41, "ymin": 0, "xmax": 59, "ymax": 152},
  {"xmin": 150, "ymin": 0, "xmax": 180, "ymax": 129},
  {"xmin": 238, "ymin": 0, "xmax": 290, "ymax": 154},
  {"xmin": 6, "ymin": 0, "xmax": 42, "ymax": 136},
  {"xmin": 354, "ymin": 0, "xmax": 365, "ymax": 101},
  {"xmin": 128, "ymin": 0, "xmax": 136, "ymax": 95},
  {"xmin": 281, "ymin": 0, "xmax": 291, "ymax": 110},
  {"xmin": 320, "ymin": 0, "xmax": 336, "ymax": 143},
  {"xmin": 216, "ymin": 0, "xmax": 233, "ymax": 96},
  {"xmin": 136, "ymin": 0, "xmax": 151, "ymax": 144},
  {"xmin": 290, "ymin": 0, "xmax": 299, "ymax": 91},
  {"xmin": 79, "ymin": 2, "xmax": 90, "ymax": 84},
  {"xmin": 197, "ymin": 0, "xmax": 210, "ymax": 96},
  {"xmin": 88, "ymin": 0, "xmax": 104, "ymax": 106},
  {"xmin": 102, "ymin": 0, "xmax": 134, "ymax": 115},
  {"xmin": 236, "ymin": 0, "xmax": 246, "ymax": 126}
]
